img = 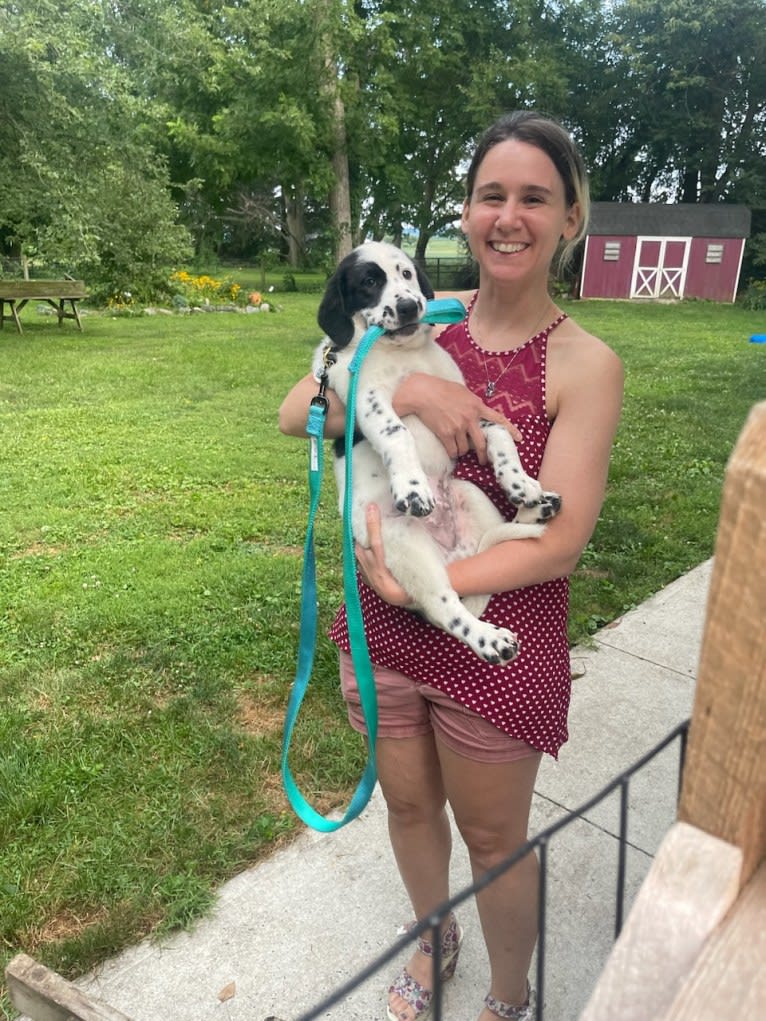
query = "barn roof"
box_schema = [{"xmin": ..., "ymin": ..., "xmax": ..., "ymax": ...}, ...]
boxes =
[{"xmin": 588, "ymin": 202, "xmax": 751, "ymax": 238}]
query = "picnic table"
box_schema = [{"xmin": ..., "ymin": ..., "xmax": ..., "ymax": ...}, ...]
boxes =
[{"xmin": 0, "ymin": 279, "xmax": 87, "ymax": 334}]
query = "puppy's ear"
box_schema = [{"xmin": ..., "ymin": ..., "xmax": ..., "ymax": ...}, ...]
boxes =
[
  {"xmin": 415, "ymin": 261, "xmax": 435, "ymax": 301},
  {"xmin": 318, "ymin": 267, "xmax": 354, "ymax": 348}
]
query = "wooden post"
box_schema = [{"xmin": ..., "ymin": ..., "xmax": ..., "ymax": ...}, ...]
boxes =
[
  {"xmin": 678, "ymin": 401, "xmax": 766, "ymax": 887},
  {"xmin": 5, "ymin": 953, "xmax": 134, "ymax": 1021},
  {"xmin": 580, "ymin": 402, "xmax": 766, "ymax": 1020}
]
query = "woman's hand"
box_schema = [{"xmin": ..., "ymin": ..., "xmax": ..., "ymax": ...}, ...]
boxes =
[
  {"xmin": 355, "ymin": 504, "xmax": 414, "ymax": 607},
  {"xmin": 393, "ymin": 373, "xmax": 521, "ymax": 463}
]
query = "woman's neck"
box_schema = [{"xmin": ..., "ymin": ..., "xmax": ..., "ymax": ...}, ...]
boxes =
[{"xmin": 470, "ymin": 282, "xmax": 557, "ymax": 351}]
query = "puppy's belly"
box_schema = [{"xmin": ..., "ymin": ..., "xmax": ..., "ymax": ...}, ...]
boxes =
[{"xmin": 418, "ymin": 477, "xmax": 485, "ymax": 561}]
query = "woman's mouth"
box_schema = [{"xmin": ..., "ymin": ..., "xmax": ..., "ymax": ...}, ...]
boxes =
[{"xmin": 489, "ymin": 241, "xmax": 528, "ymax": 254}]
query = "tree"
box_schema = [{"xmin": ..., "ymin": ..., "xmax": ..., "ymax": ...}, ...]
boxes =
[
  {"xmin": 0, "ymin": 1, "xmax": 192, "ymax": 294},
  {"xmin": 610, "ymin": 0, "xmax": 766, "ymax": 203}
]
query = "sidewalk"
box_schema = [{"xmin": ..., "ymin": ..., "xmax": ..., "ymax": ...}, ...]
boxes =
[{"xmin": 68, "ymin": 561, "xmax": 713, "ymax": 1021}]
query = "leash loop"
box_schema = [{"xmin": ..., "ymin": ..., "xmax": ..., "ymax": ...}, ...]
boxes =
[{"xmin": 281, "ymin": 297, "xmax": 466, "ymax": 831}]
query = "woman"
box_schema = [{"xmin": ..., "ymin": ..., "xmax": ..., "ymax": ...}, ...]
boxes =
[{"xmin": 279, "ymin": 111, "xmax": 623, "ymax": 1021}]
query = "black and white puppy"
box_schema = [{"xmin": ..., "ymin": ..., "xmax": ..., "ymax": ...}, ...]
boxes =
[{"xmin": 314, "ymin": 241, "xmax": 561, "ymax": 665}]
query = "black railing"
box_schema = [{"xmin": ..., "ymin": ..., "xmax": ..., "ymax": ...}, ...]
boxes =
[{"xmin": 295, "ymin": 720, "xmax": 690, "ymax": 1021}]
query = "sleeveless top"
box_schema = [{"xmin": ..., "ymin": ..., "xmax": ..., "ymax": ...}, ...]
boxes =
[{"xmin": 327, "ymin": 300, "xmax": 571, "ymax": 757}]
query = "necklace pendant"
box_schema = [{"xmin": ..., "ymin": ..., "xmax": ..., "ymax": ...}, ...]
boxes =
[{"xmin": 485, "ymin": 381, "xmax": 496, "ymax": 398}]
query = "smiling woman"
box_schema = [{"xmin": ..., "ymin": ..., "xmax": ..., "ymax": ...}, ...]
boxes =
[{"xmin": 278, "ymin": 111, "xmax": 623, "ymax": 1021}]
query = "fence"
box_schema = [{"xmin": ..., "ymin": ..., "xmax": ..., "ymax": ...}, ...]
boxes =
[
  {"xmin": 418, "ymin": 256, "xmax": 477, "ymax": 290},
  {"xmin": 291, "ymin": 721, "xmax": 689, "ymax": 1021}
]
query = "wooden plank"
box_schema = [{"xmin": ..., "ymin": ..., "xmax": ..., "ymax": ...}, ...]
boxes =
[
  {"xmin": 678, "ymin": 401, "xmax": 766, "ymax": 887},
  {"xmin": 578, "ymin": 822, "xmax": 742, "ymax": 1021},
  {"xmin": 662, "ymin": 861, "xmax": 766, "ymax": 1020},
  {"xmin": 0, "ymin": 281, "xmax": 87, "ymax": 300},
  {"xmin": 5, "ymin": 954, "xmax": 134, "ymax": 1021}
]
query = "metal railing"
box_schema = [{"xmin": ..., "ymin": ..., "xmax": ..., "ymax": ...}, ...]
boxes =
[{"xmin": 295, "ymin": 720, "xmax": 690, "ymax": 1021}]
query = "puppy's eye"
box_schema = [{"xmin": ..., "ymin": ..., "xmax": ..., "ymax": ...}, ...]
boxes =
[
  {"xmin": 362, "ymin": 275, "xmax": 376, "ymax": 288},
  {"xmin": 402, "ymin": 269, "xmax": 413, "ymax": 280}
]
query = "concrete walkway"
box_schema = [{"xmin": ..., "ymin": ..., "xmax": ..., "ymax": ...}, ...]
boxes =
[{"xmin": 68, "ymin": 560, "xmax": 713, "ymax": 1021}]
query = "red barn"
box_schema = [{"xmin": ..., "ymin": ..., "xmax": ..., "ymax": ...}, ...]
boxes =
[{"xmin": 580, "ymin": 203, "xmax": 751, "ymax": 303}]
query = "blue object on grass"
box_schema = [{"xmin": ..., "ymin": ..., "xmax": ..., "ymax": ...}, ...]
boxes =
[{"xmin": 750, "ymin": 334, "xmax": 766, "ymax": 343}]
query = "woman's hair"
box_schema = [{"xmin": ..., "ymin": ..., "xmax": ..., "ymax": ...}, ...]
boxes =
[{"xmin": 465, "ymin": 111, "xmax": 590, "ymax": 272}]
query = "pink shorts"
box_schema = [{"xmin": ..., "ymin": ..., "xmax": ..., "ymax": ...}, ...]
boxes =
[{"xmin": 339, "ymin": 652, "xmax": 539, "ymax": 764}]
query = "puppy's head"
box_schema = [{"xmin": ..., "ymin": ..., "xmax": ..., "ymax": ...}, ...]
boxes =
[{"xmin": 318, "ymin": 241, "xmax": 434, "ymax": 349}]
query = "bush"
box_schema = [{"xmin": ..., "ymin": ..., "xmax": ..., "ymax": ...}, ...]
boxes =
[{"xmin": 741, "ymin": 279, "xmax": 766, "ymax": 310}]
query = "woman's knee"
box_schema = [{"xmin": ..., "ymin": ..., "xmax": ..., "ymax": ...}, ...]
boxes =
[
  {"xmin": 456, "ymin": 818, "xmax": 532, "ymax": 872},
  {"xmin": 381, "ymin": 782, "xmax": 446, "ymax": 827}
]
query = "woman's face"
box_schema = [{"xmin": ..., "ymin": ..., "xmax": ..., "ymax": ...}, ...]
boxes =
[{"xmin": 461, "ymin": 138, "xmax": 580, "ymax": 285}]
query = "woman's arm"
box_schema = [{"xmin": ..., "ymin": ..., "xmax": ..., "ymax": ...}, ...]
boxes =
[{"xmin": 279, "ymin": 371, "xmax": 519, "ymax": 456}]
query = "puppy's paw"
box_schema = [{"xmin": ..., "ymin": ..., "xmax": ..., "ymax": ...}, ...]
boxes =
[
  {"xmin": 478, "ymin": 625, "xmax": 520, "ymax": 665},
  {"xmin": 448, "ymin": 616, "xmax": 520, "ymax": 665},
  {"xmin": 390, "ymin": 476, "xmax": 435, "ymax": 517},
  {"xmin": 495, "ymin": 465, "xmax": 544, "ymax": 508},
  {"xmin": 534, "ymin": 490, "xmax": 562, "ymax": 522}
]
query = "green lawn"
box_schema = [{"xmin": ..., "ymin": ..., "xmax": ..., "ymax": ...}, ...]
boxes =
[{"xmin": 0, "ymin": 296, "xmax": 764, "ymax": 1014}]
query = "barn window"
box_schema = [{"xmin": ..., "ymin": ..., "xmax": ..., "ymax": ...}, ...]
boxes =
[
  {"xmin": 603, "ymin": 241, "xmax": 621, "ymax": 261},
  {"xmin": 706, "ymin": 243, "xmax": 724, "ymax": 264}
]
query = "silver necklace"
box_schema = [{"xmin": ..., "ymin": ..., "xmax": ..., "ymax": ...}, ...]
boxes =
[{"xmin": 471, "ymin": 304, "xmax": 554, "ymax": 398}]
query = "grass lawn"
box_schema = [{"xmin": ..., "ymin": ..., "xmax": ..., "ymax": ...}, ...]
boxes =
[{"xmin": 0, "ymin": 295, "xmax": 764, "ymax": 1014}]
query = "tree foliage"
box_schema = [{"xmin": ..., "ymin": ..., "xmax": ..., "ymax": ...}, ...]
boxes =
[
  {"xmin": 0, "ymin": 0, "xmax": 192, "ymax": 296},
  {"xmin": 1, "ymin": 0, "xmax": 764, "ymax": 295}
]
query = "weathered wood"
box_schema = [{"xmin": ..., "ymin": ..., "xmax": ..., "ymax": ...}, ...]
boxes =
[
  {"xmin": 5, "ymin": 953, "xmax": 134, "ymax": 1021},
  {"xmin": 578, "ymin": 822, "xmax": 743, "ymax": 1021},
  {"xmin": 0, "ymin": 281, "xmax": 87, "ymax": 300},
  {"xmin": 678, "ymin": 401, "xmax": 766, "ymax": 888},
  {"xmin": 663, "ymin": 861, "xmax": 766, "ymax": 1019},
  {"xmin": 0, "ymin": 281, "xmax": 87, "ymax": 333}
]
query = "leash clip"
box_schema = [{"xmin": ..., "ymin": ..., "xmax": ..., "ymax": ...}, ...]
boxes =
[{"xmin": 310, "ymin": 348, "xmax": 337, "ymax": 415}]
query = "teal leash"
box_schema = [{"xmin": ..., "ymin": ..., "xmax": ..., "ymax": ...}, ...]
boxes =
[{"xmin": 281, "ymin": 297, "xmax": 466, "ymax": 832}]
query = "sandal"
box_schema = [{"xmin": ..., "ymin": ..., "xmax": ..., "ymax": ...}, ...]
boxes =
[
  {"xmin": 386, "ymin": 914, "xmax": 463, "ymax": 1021},
  {"xmin": 484, "ymin": 982, "xmax": 536, "ymax": 1020}
]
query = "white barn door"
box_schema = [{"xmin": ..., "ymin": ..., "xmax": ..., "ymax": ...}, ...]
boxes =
[{"xmin": 630, "ymin": 237, "xmax": 691, "ymax": 298}]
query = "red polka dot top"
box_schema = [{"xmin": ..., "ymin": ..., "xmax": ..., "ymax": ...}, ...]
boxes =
[{"xmin": 327, "ymin": 299, "xmax": 571, "ymax": 758}]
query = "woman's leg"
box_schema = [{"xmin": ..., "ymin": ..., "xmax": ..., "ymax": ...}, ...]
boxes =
[
  {"xmin": 436, "ymin": 738, "xmax": 542, "ymax": 1017},
  {"xmin": 377, "ymin": 734, "xmax": 453, "ymax": 1021}
]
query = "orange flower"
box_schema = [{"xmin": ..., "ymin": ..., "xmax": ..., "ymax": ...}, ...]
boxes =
[{"xmin": 248, "ymin": 291, "xmax": 262, "ymax": 306}]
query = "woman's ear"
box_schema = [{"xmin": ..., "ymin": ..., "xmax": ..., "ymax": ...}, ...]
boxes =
[
  {"xmin": 460, "ymin": 199, "xmax": 471, "ymax": 234},
  {"xmin": 562, "ymin": 202, "xmax": 582, "ymax": 241}
]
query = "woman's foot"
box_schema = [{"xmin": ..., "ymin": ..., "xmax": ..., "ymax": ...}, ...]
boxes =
[
  {"xmin": 480, "ymin": 984, "xmax": 535, "ymax": 1020},
  {"xmin": 386, "ymin": 914, "xmax": 463, "ymax": 1021}
]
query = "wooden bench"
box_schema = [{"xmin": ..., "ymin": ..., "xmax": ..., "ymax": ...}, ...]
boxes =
[{"xmin": 0, "ymin": 279, "xmax": 87, "ymax": 334}]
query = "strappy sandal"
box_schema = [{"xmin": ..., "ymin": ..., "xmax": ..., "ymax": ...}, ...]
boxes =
[
  {"xmin": 386, "ymin": 914, "xmax": 463, "ymax": 1021},
  {"xmin": 484, "ymin": 982, "xmax": 536, "ymax": 1019}
]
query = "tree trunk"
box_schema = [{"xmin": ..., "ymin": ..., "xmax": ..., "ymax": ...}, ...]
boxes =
[
  {"xmin": 414, "ymin": 231, "xmax": 430, "ymax": 263},
  {"xmin": 680, "ymin": 167, "xmax": 699, "ymax": 203},
  {"xmin": 283, "ymin": 181, "xmax": 306, "ymax": 268},
  {"xmin": 329, "ymin": 83, "xmax": 352, "ymax": 262}
]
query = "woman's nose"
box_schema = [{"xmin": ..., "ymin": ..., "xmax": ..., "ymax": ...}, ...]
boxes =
[{"xmin": 495, "ymin": 199, "xmax": 521, "ymax": 229}]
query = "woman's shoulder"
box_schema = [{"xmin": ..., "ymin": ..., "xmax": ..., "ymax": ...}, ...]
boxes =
[
  {"xmin": 552, "ymin": 314, "xmax": 622, "ymax": 375},
  {"xmin": 547, "ymin": 314, "xmax": 623, "ymax": 416}
]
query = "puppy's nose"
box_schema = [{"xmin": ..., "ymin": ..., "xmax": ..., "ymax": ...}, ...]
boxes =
[{"xmin": 396, "ymin": 297, "xmax": 419, "ymax": 322}]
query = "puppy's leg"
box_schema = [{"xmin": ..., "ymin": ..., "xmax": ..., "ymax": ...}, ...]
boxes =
[
  {"xmin": 358, "ymin": 386, "xmax": 435, "ymax": 517},
  {"xmin": 483, "ymin": 422, "xmax": 562, "ymax": 522},
  {"xmin": 381, "ymin": 516, "xmax": 519, "ymax": 665}
]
